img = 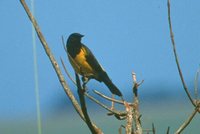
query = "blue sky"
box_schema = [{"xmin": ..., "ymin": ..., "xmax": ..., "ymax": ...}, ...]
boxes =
[{"xmin": 0, "ymin": 0, "xmax": 200, "ymax": 119}]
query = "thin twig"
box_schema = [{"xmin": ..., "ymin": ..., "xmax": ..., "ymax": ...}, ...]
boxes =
[
  {"xmin": 175, "ymin": 105, "xmax": 199, "ymax": 134},
  {"xmin": 93, "ymin": 90, "xmax": 133, "ymax": 106},
  {"xmin": 167, "ymin": 0, "xmax": 197, "ymax": 108},
  {"xmin": 20, "ymin": 1, "xmax": 102, "ymax": 133},
  {"xmin": 61, "ymin": 36, "xmax": 67, "ymax": 53},
  {"xmin": 75, "ymin": 73, "xmax": 96, "ymax": 134},
  {"xmin": 85, "ymin": 93, "xmax": 127, "ymax": 117},
  {"xmin": 137, "ymin": 80, "xmax": 144, "ymax": 87},
  {"xmin": 167, "ymin": 1, "xmax": 200, "ymax": 133},
  {"xmin": 61, "ymin": 36, "xmax": 77, "ymax": 85},
  {"xmin": 60, "ymin": 37, "xmax": 77, "ymax": 85},
  {"xmin": 60, "ymin": 57, "xmax": 77, "ymax": 85}
]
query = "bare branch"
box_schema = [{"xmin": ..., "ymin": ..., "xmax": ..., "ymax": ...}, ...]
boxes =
[
  {"xmin": 75, "ymin": 73, "xmax": 96, "ymax": 134},
  {"xmin": 20, "ymin": 0, "xmax": 82, "ymax": 120},
  {"xmin": 60, "ymin": 57, "xmax": 77, "ymax": 85},
  {"xmin": 93, "ymin": 90, "xmax": 133, "ymax": 106},
  {"xmin": 175, "ymin": 104, "xmax": 199, "ymax": 134},
  {"xmin": 20, "ymin": 0, "xmax": 102, "ymax": 133},
  {"xmin": 61, "ymin": 36, "xmax": 67, "ymax": 53},
  {"xmin": 85, "ymin": 93, "xmax": 127, "ymax": 117},
  {"xmin": 124, "ymin": 101, "xmax": 133, "ymax": 134},
  {"xmin": 167, "ymin": 1, "xmax": 200, "ymax": 133},
  {"xmin": 132, "ymin": 72, "xmax": 143, "ymax": 134},
  {"xmin": 60, "ymin": 38, "xmax": 78, "ymax": 85},
  {"xmin": 167, "ymin": 0, "xmax": 198, "ymax": 109}
]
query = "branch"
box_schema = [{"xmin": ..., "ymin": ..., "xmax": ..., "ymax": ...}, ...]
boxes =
[
  {"xmin": 124, "ymin": 102, "xmax": 133, "ymax": 134},
  {"xmin": 20, "ymin": 0, "xmax": 102, "ymax": 133},
  {"xmin": 167, "ymin": 0, "xmax": 198, "ymax": 109},
  {"xmin": 60, "ymin": 57, "xmax": 76, "ymax": 85},
  {"xmin": 124, "ymin": 72, "xmax": 143, "ymax": 134},
  {"xmin": 93, "ymin": 90, "xmax": 133, "ymax": 106},
  {"xmin": 175, "ymin": 104, "xmax": 199, "ymax": 134},
  {"xmin": 85, "ymin": 93, "xmax": 127, "ymax": 117},
  {"xmin": 75, "ymin": 73, "xmax": 96, "ymax": 134},
  {"xmin": 132, "ymin": 72, "xmax": 143, "ymax": 134},
  {"xmin": 61, "ymin": 36, "xmax": 67, "ymax": 53},
  {"xmin": 60, "ymin": 57, "xmax": 127, "ymax": 118},
  {"xmin": 167, "ymin": 1, "xmax": 200, "ymax": 133}
]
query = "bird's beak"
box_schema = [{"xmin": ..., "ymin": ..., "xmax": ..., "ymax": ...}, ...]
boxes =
[{"xmin": 80, "ymin": 34, "xmax": 84, "ymax": 37}]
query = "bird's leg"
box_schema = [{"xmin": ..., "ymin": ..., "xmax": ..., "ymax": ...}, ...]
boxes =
[{"xmin": 82, "ymin": 76, "xmax": 89, "ymax": 92}]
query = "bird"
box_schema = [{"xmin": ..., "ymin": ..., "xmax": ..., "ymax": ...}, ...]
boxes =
[{"xmin": 66, "ymin": 33, "xmax": 123, "ymax": 97}]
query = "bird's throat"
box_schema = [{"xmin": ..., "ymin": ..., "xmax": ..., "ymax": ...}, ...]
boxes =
[{"xmin": 67, "ymin": 42, "xmax": 82, "ymax": 58}]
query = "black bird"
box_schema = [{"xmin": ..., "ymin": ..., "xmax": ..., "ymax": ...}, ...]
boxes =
[{"xmin": 66, "ymin": 33, "xmax": 122, "ymax": 97}]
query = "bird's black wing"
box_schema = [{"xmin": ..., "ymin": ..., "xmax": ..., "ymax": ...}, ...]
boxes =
[
  {"xmin": 83, "ymin": 44, "xmax": 122, "ymax": 96},
  {"xmin": 82, "ymin": 44, "xmax": 105, "ymax": 77}
]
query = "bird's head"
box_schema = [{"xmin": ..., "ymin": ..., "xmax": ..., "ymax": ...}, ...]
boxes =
[{"xmin": 67, "ymin": 33, "xmax": 84, "ymax": 44}]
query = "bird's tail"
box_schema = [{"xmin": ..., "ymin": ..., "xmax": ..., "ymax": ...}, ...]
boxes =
[{"xmin": 100, "ymin": 72, "xmax": 122, "ymax": 97}]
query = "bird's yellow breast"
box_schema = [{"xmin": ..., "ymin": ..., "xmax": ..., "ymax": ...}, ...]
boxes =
[{"xmin": 68, "ymin": 47, "xmax": 95, "ymax": 77}]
